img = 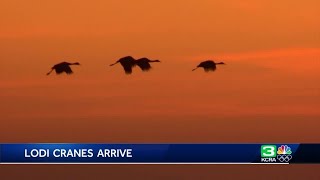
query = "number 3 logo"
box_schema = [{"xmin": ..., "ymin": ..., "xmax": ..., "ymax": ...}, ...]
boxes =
[{"xmin": 261, "ymin": 145, "xmax": 276, "ymax": 158}]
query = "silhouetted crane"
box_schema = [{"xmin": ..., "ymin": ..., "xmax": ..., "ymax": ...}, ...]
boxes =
[
  {"xmin": 192, "ymin": 60, "xmax": 225, "ymax": 72},
  {"xmin": 135, "ymin": 58, "xmax": 160, "ymax": 71},
  {"xmin": 47, "ymin": 62, "xmax": 81, "ymax": 75},
  {"xmin": 110, "ymin": 56, "xmax": 136, "ymax": 74}
]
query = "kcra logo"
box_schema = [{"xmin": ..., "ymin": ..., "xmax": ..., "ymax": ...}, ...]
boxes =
[{"xmin": 261, "ymin": 145, "xmax": 293, "ymax": 163}]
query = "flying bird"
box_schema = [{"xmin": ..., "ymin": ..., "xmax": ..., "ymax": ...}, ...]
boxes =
[
  {"xmin": 192, "ymin": 60, "xmax": 225, "ymax": 72},
  {"xmin": 46, "ymin": 62, "xmax": 81, "ymax": 75},
  {"xmin": 110, "ymin": 56, "xmax": 136, "ymax": 74},
  {"xmin": 135, "ymin": 58, "xmax": 160, "ymax": 71}
]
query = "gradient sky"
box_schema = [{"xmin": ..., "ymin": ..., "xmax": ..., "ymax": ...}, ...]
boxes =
[{"xmin": 0, "ymin": 0, "xmax": 319, "ymax": 142}]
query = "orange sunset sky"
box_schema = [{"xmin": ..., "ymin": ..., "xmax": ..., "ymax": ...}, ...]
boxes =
[{"xmin": 0, "ymin": 0, "xmax": 319, "ymax": 143}]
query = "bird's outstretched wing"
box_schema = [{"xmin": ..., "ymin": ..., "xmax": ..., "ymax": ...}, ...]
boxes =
[
  {"xmin": 54, "ymin": 64, "xmax": 73, "ymax": 74},
  {"xmin": 111, "ymin": 56, "xmax": 136, "ymax": 74},
  {"xmin": 120, "ymin": 62, "xmax": 133, "ymax": 74},
  {"xmin": 64, "ymin": 65, "xmax": 73, "ymax": 74},
  {"xmin": 199, "ymin": 61, "xmax": 216, "ymax": 72},
  {"xmin": 204, "ymin": 67, "xmax": 216, "ymax": 72},
  {"xmin": 136, "ymin": 61, "xmax": 152, "ymax": 71}
]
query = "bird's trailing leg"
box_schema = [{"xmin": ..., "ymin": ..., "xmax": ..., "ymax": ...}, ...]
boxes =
[
  {"xmin": 110, "ymin": 62, "xmax": 119, "ymax": 66},
  {"xmin": 46, "ymin": 68, "xmax": 54, "ymax": 75},
  {"xmin": 192, "ymin": 67, "xmax": 199, "ymax": 71}
]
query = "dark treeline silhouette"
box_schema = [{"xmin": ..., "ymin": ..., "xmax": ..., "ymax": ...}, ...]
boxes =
[
  {"xmin": 47, "ymin": 62, "xmax": 81, "ymax": 75},
  {"xmin": 110, "ymin": 56, "xmax": 161, "ymax": 74},
  {"xmin": 192, "ymin": 60, "xmax": 225, "ymax": 72}
]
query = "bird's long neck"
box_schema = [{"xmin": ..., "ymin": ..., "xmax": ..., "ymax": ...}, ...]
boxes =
[{"xmin": 216, "ymin": 62, "xmax": 224, "ymax": 65}]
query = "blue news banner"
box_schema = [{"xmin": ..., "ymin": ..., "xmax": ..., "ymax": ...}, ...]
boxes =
[{"xmin": 0, "ymin": 144, "xmax": 319, "ymax": 164}]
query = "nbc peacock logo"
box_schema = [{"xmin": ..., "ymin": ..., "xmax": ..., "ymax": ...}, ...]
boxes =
[{"xmin": 276, "ymin": 145, "xmax": 292, "ymax": 163}]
